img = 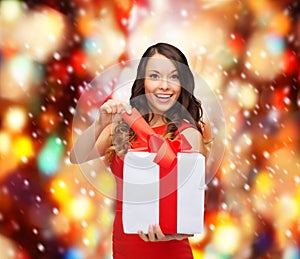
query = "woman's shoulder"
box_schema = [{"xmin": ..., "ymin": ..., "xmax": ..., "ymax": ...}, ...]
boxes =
[
  {"xmin": 177, "ymin": 122, "xmax": 204, "ymax": 153},
  {"xmin": 176, "ymin": 120, "xmax": 197, "ymax": 134}
]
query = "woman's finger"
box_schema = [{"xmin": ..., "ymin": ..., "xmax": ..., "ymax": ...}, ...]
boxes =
[
  {"xmin": 153, "ymin": 225, "xmax": 166, "ymax": 240},
  {"xmin": 101, "ymin": 100, "xmax": 131, "ymax": 115},
  {"xmin": 110, "ymin": 102, "xmax": 118, "ymax": 114},
  {"xmin": 117, "ymin": 102, "xmax": 126, "ymax": 114},
  {"xmin": 124, "ymin": 104, "xmax": 132, "ymax": 114},
  {"xmin": 138, "ymin": 230, "xmax": 149, "ymax": 242},
  {"xmin": 100, "ymin": 104, "xmax": 112, "ymax": 114},
  {"xmin": 147, "ymin": 224, "xmax": 156, "ymax": 242}
]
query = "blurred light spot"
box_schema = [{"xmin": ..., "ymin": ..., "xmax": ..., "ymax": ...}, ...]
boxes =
[
  {"xmin": 283, "ymin": 246, "xmax": 300, "ymax": 259},
  {"xmin": 265, "ymin": 34, "xmax": 285, "ymax": 55},
  {"xmin": 84, "ymin": 225, "xmax": 99, "ymax": 247},
  {"xmin": 66, "ymin": 196, "xmax": 95, "ymax": 220},
  {"xmin": 98, "ymin": 207, "xmax": 114, "ymax": 228},
  {"xmin": 245, "ymin": 31, "xmax": 285, "ymax": 80},
  {"xmin": 12, "ymin": 136, "xmax": 34, "ymax": 160},
  {"xmin": 269, "ymin": 12, "xmax": 291, "ymax": 36},
  {"xmin": 0, "ymin": 235, "xmax": 18, "ymax": 258},
  {"xmin": 4, "ymin": 107, "xmax": 27, "ymax": 132},
  {"xmin": 191, "ymin": 249, "xmax": 204, "ymax": 259},
  {"xmin": 39, "ymin": 110, "xmax": 59, "ymax": 132},
  {"xmin": 15, "ymin": 7, "xmax": 67, "ymax": 62},
  {"xmin": 212, "ymin": 224, "xmax": 241, "ymax": 254},
  {"xmin": 50, "ymin": 178, "xmax": 72, "ymax": 205},
  {"xmin": 37, "ymin": 243, "xmax": 45, "ymax": 252},
  {"xmin": 0, "ymin": 54, "xmax": 39, "ymax": 101},
  {"xmin": 81, "ymin": 13, "xmax": 126, "ymax": 73},
  {"xmin": 64, "ymin": 248, "xmax": 84, "ymax": 259},
  {"xmin": 189, "ymin": 231, "xmax": 206, "ymax": 245},
  {"xmin": 0, "ymin": 0, "xmax": 23, "ymax": 23},
  {"xmin": 51, "ymin": 214, "xmax": 70, "ymax": 235},
  {"xmin": 246, "ymin": 0, "xmax": 270, "ymax": 14},
  {"xmin": 95, "ymin": 171, "xmax": 116, "ymax": 197},
  {"xmin": 83, "ymin": 36, "xmax": 102, "ymax": 55},
  {"xmin": 254, "ymin": 171, "xmax": 274, "ymax": 195},
  {"xmin": 276, "ymin": 195, "xmax": 299, "ymax": 222},
  {"xmin": 38, "ymin": 136, "xmax": 64, "ymax": 175},
  {"xmin": 9, "ymin": 55, "xmax": 36, "ymax": 87},
  {"xmin": 0, "ymin": 132, "xmax": 11, "ymax": 154},
  {"xmin": 238, "ymin": 83, "xmax": 258, "ymax": 109}
]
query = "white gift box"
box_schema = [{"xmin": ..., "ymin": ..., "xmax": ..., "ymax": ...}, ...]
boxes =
[{"xmin": 122, "ymin": 151, "xmax": 205, "ymax": 234}]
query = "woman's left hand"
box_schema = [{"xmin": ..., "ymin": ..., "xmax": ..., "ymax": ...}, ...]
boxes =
[{"xmin": 138, "ymin": 224, "xmax": 193, "ymax": 242}]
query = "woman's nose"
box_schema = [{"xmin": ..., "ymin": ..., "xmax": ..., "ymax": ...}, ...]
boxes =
[{"xmin": 159, "ymin": 79, "xmax": 169, "ymax": 90}]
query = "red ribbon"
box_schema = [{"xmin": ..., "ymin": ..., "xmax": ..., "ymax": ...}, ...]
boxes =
[
  {"xmin": 122, "ymin": 108, "xmax": 192, "ymax": 233},
  {"xmin": 122, "ymin": 108, "xmax": 192, "ymax": 168}
]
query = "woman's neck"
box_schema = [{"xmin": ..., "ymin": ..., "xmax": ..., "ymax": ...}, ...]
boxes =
[{"xmin": 149, "ymin": 114, "xmax": 166, "ymax": 127}]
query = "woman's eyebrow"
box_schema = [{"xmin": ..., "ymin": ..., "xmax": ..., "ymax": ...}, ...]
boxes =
[
  {"xmin": 146, "ymin": 69, "xmax": 160, "ymax": 73},
  {"xmin": 146, "ymin": 69, "xmax": 178, "ymax": 74}
]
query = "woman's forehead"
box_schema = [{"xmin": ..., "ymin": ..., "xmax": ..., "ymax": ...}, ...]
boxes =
[{"xmin": 145, "ymin": 54, "xmax": 177, "ymax": 73}]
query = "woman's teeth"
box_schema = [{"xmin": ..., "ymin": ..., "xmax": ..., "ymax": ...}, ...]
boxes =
[{"xmin": 155, "ymin": 94, "xmax": 172, "ymax": 99}]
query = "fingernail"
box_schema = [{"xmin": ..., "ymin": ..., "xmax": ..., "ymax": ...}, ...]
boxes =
[{"xmin": 125, "ymin": 105, "xmax": 132, "ymax": 114}]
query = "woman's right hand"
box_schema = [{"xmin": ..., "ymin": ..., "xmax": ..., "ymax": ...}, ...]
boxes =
[
  {"xmin": 69, "ymin": 100, "xmax": 131, "ymax": 164},
  {"xmin": 97, "ymin": 99, "xmax": 132, "ymax": 128}
]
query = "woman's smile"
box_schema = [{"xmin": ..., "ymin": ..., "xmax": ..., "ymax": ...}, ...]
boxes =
[{"xmin": 154, "ymin": 93, "xmax": 173, "ymax": 102}]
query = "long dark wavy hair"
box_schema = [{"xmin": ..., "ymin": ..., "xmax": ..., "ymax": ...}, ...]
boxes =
[{"xmin": 107, "ymin": 42, "xmax": 204, "ymax": 158}]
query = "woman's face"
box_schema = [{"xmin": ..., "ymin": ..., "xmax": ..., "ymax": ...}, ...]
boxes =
[{"xmin": 144, "ymin": 53, "xmax": 181, "ymax": 114}]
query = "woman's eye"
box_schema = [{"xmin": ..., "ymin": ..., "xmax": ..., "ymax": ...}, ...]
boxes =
[
  {"xmin": 170, "ymin": 74, "xmax": 179, "ymax": 80},
  {"xmin": 149, "ymin": 73, "xmax": 159, "ymax": 79}
]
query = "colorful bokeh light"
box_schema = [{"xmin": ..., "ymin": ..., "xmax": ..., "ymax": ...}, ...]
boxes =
[{"xmin": 0, "ymin": 0, "xmax": 300, "ymax": 258}]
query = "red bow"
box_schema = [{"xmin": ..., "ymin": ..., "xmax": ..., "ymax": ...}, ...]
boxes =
[{"xmin": 122, "ymin": 108, "xmax": 192, "ymax": 168}]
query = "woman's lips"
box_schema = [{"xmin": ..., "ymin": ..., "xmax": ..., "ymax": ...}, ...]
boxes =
[{"xmin": 153, "ymin": 94, "xmax": 173, "ymax": 103}]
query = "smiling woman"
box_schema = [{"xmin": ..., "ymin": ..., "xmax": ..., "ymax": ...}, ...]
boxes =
[
  {"xmin": 128, "ymin": 43, "xmax": 205, "ymax": 137},
  {"xmin": 70, "ymin": 42, "xmax": 206, "ymax": 259}
]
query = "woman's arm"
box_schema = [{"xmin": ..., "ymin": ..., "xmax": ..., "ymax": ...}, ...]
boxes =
[
  {"xmin": 69, "ymin": 118, "xmax": 110, "ymax": 164},
  {"xmin": 200, "ymin": 112, "xmax": 212, "ymax": 157}
]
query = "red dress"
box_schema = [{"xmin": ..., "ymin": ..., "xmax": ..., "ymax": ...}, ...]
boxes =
[{"xmin": 110, "ymin": 124, "xmax": 194, "ymax": 259}]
